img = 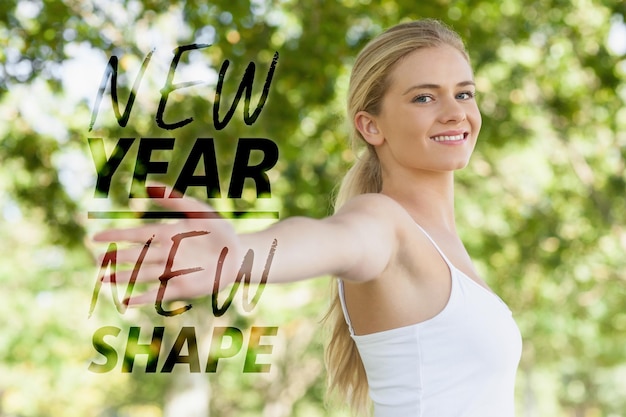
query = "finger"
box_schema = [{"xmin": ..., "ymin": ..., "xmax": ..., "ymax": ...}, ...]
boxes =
[
  {"xmin": 124, "ymin": 286, "xmax": 198, "ymax": 307},
  {"xmin": 124, "ymin": 288, "xmax": 159, "ymax": 307},
  {"xmin": 101, "ymin": 243, "xmax": 170, "ymax": 266},
  {"xmin": 93, "ymin": 222, "xmax": 179, "ymax": 243},
  {"xmin": 95, "ymin": 243, "xmax": 159, "ymax": 267},
  {"xmin": 146, "ymin": 182, "xmax": 222, "ymax": 218},
  {"xmin": 99, "ymin": 262, "xmax": 166, "ymax": 285}
]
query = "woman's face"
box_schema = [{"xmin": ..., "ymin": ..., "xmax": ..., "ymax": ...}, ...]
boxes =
[{"xmin": 365, "ymin": 45, "xmax": 482, "ymax": 176}]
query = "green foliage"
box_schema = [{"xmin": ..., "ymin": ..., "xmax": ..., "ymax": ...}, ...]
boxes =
[{"xmin": 1, "ymin": 0, "xmax": 625, "ymax": 416}]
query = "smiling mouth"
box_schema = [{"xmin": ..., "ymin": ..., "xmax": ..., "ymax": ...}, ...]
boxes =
[{"xmin": 430, "ymin": 132, "xmax": 468, "ymax": 142}]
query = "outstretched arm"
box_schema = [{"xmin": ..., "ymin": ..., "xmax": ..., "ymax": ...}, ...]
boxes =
[
  {"xmin": 93, "ymin": 189, "xmax": 400, "ymax": 305},
  {"xmin": 242, "ymin": 193, "xmax": 398, "ymax": 284}
]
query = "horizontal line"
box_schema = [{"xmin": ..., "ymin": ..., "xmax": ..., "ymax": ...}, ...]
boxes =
[{"xmin": 88, "ymin": 211, "xmax": 280, "ymax": 219}]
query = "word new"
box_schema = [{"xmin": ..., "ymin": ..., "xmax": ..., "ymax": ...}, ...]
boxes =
[
  {"xmin": 89, "ymin": 231, "xmax": 278, "ymax": 317},
  {"xmin": 89, "ymin": 43, "xmax": 279, "ymax": 131},
  {"xmin": 89, "ymin": 325, "xmax": 278, "ymax": 373}
]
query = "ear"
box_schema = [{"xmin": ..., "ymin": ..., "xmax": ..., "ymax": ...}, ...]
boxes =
[{"xmin": 354, "ymin": 111, "xmax": 384, "ymax": 146}]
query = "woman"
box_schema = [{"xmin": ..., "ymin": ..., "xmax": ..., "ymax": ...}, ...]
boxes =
[{"xmin": 95, "ymin": 19, "xmax": 522, "ymax": 417}]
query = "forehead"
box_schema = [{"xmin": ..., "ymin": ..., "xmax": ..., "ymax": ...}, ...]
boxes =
[{"xmin": 388, "ymin": 45, "xmax": 474, "ymax": 89}]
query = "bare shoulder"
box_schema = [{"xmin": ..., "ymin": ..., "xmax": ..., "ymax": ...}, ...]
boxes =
[
  {"xmin": 335, "ymin": 193, "xmax": 412, "ymax": 220},
  {"xmin": 327, "ymin": 193, "xmax": 415, "ymax": 282},
  {"xmin": 332, "ymin": 193, "xmax": 415, "ymax": 236}
]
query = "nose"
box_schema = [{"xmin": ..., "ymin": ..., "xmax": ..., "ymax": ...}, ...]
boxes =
[{"xmin": 438, "ymin": 97, "xmax": 466, "ymax": 124}]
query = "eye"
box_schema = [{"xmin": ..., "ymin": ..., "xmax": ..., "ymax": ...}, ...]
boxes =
[
  {"xmin": 456, "ymin": 91, "xmax": 476, "ymax": 100},
  {"xmin": 412, "ymin": 94, "xmax": 433, "ymax": 103}
]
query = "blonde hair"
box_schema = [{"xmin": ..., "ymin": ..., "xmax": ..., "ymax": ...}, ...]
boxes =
[{"xmin": 324, "ymin": 19, "xmax": 469, "ymax": 415}]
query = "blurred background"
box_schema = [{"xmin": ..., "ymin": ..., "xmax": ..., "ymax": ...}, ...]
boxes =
[{"xmin": 1, "ymin": 0, "xmax": 625, "ymax": 416}]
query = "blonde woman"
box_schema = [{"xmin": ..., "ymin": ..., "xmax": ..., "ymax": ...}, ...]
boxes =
[{"xmin": 95, "ymin": 19, "xmax": 522, "ymax": 417}]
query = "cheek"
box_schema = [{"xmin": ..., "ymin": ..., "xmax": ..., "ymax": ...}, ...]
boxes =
[
  {"xmin": 396, "ymin": 111, "xmax": 430, "ymax": 134},
  {"xmin": 470, "ymin": 107, "xmax": 482, "ymax": 133}
]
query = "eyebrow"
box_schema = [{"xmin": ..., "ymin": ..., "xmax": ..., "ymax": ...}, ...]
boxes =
[{"xmin": 402, "ymin": 80, "xmax": 476, "ymax": 95}]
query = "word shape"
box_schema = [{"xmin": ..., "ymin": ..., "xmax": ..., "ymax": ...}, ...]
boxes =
[{"xmin": 89, "ymin": 325, "xmax": 278, "ymax": 373}]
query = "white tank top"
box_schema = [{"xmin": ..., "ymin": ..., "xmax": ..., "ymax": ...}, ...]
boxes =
[{"xmin": 338, "ymin": 223, "xmax": 522, "ymax": 417}]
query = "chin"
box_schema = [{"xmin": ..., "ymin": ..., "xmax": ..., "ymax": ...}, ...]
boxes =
[
  {"xmin": 456, "ymin": 160, "xmax": 471, "ymax": 170},
  {"xmin": 443, "ymin": 158, "xmax": 472, "ymax": 171}
]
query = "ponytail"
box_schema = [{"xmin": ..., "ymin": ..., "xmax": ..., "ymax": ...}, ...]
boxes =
[{"xmin": 324, "ymin": 147, "xmax": 381, "ymax": 416}]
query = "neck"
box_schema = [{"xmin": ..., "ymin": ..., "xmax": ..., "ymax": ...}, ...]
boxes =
[{"xmin": 381, "ymin": 169, "xmax": 457, "ymax": 232}]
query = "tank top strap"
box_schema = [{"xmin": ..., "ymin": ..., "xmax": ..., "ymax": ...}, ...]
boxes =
[
  {"xmin": 339, "ymin": 223, "xmax": 453, "ymax": 338},
  {"xmin": 413, "ymin": 222, "xmax": 455, "ymax": 269},
  {"xmin": 337, "ymin": 279, "xmax": 355, "ymax": 336}
]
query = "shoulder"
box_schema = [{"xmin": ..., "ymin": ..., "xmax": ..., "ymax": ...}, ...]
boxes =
[
  {"xmin": 333, "ymin": 193, "xmax": 415, "ymax": 235},
  {"xmin": 336, "ymin": 193, "xmax": 411, "ymax": 219},
  {"xmin": 327, "ymin": 193, "xmax": 415, "ymax": 281}
]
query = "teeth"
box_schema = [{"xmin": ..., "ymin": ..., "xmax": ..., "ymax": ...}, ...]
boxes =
[
  {"xmin": 432, "ymin": 134, "xmax": 465, "ymax": 142},
  {"xmin": 431, "ymin": 134, "xmax": 465, "ymax": 142}
]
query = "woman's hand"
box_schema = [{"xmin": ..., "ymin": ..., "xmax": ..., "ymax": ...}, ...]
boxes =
[{"xmin": 93, "ymin": 187, "xmax": 242, "ymax": 308}]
